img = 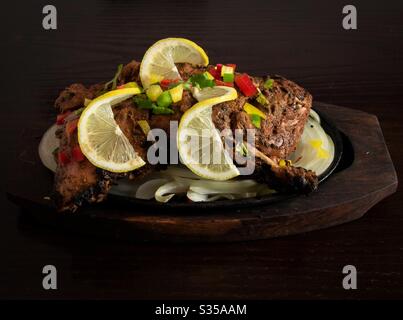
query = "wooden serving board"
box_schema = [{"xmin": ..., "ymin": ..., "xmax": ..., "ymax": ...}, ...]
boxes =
[{"xmin": 6, "ymin": 102, "xmax": 398, "ymax": 242}]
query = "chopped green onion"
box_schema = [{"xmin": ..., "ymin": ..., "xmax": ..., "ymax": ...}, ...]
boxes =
[
  {"xmin": 134, "ymin": 95, "xmax": 155, "ymax": 109},
  {"xmin": 190, "ymin": 74, "xmax": 215, "ymax": 89},
  {"xmin": 183, "ymin": 80, "xmax": 192, "ymax": 91},
  {"xmin": 250, "ymin": 114, "xmax": 261, "ymax": 128},
  {"xmin": 223, "ymin": 73, "xmax": 234, "ymax": 82},
  {"xmin": 264, "ymin": 78, "xmax": 274, "ymax": 89},
  {"xmin": 256, "ymin": 92, "xmax": 269, "ymax": 105},
  {"xmin": 167, "ymin": 81, "xmax": 183, "ymax": 89},
  {"xmin": 156, "ymin": 91, "xmax": 173, "ymax": 108},
  {"xmin": 152, "ymin": 106, "xmax": 174, "ymax": 115}
]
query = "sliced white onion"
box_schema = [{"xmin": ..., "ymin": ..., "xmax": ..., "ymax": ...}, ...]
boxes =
[
  {"xmin": 39, "ymin": 108, "xmax": 335, "ymax": 204},
  {"xmin": 38, "ymin": 124, "xmax": 59, "ymax": 173},
  {"xmin": 155, "ymin": 181, "xmax": 190, "ymax": 203},
  {"xmin": 135, "ymin": 178, "xmax": 168, "ymax": 200},
  {"xmin": 288, "ymin": 110, "xmax": 335, "ymax": 176},
  {"xmin": 309, "ymin": 108, "xmax": 321, "ymax": 124}
]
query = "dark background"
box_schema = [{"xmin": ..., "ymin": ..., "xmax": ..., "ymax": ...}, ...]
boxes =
[{"xmin": 0, "ymin": 0, "xmax": 402, "ymax": 299}]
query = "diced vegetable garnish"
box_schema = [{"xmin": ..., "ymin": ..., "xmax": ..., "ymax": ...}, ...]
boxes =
[
  {"xmin": 243, "ymin": 102, "xmax": 267, "ymax": 119},
  {"xmin": 56, "ymin": 111, "xmax": 71, "ymax": 125},
  {"xmin": 134, "ymin": 94, "xmax": 174, "ymax": 115},
  {"xmin": 146, "ymin": 84, "xmax": 163, "ymax": 101},
  {"xmin": 235, "ymin": 73, "xmax": 257, "ymax": 97},
  {"xmin": 152, "ymin": 106, "xmax": 174, "ymax": 115},
  {"xmin": 160, "ymin": 79, "xmax": 180, "ymax": 90},
  {"xmin": 204, "ymin": 72, "xmax": 215, "ymax": 80},
  {"xmin": 207, "ymin": 67, "xmax": 221, "ymax": 80},
  {"xmin": 168, "ymin": 83, "xmax": 184, "ymax": 103},
  {"xmin": 256, "ymin": 91, "xmax": 269, "ymax": 105},
  {"xmin": 65, "ymin": 119, "xmax": 79, "ymax": 136},
  {"xmin": 215, "ymin": 80, "xmax": 234, "ymax": 87},
  {"xmin": 84, "ymin": 98, "xmax": 92, "ymax": 107},
  {"xmin": 223, "ymin": 73, "xmax": 234, "ymax": 83},
  {"xmin": 264, "ymin": 78, "xmax": 274, "ymax": 89},
  {"xmin": 226, "ymin": 64, "xmax": 236, "ymax": 71},
  {"xmin": 58, "ymin": 151, "xmax": 70, "ymax": 166},
  {"xmin": 216, "ymin": 64, "xmax": 223, "ymax": 74},
  {"xmin": 134, "ymin": 95, "xmax": 155, "ymax": 109},
  {"xmin": 156, "ymin": 91, "xmax": 173, "ymax": 108},
  {"xmin": 149, "ymin": 73, "xmax": 164, "ymax": 85},
  {"xmin": 250, "ymin": 114, "xmax": 261, "ymax": 128},
  {"xmin": 137, "ymin": 120, "xmax": 151, "ymax": 135},
  {"xmin": 71, "ymin": 146, "xmax": 85, "ymax": 162},
  {"xmin": 190, "ymin": 73, "xmax": 215, "ymax": 89},
  {"xmin": 183, "ymin": 79, "xmax": 192, "ymax": 90},
  {"xmin": 221, "ymin": 65, "xmax": 234, "ymax": 76}
]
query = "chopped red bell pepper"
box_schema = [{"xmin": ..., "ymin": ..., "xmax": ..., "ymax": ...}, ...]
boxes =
[
  {"xmin": 160, "ymin": 79, "xmax": 180, "ymax": 90},
  {"xmin": 207, "ymin": 66, "xmax": 221, "ymax": 80},
  {"xmin": 235, "ymin": 73, "xmax": 257, "ymax": 97},
  {"xmin": 226, "ymin": 64, "xmax": 236, "ymax": 71},
  {"xmin": 215, "ymin": 80, "xmax": 234, "ymax": 87},
  {"xmin": 65, "ymin": 119, "xmax": 79, "ymax": 136},
  {"xmin": 56, "ymin": 111, "xmax": 71, "ymax": 125},
  {"xmin": 58, "ymin": 151, "xmax": 70, "ymax": 166},
  {"xmin": 216, "ymin": 64, "xmax": 223, "ymax": 74},
  {"xmin": 71, "ymin": 146, "xmax": 85, "ymax": 162}
]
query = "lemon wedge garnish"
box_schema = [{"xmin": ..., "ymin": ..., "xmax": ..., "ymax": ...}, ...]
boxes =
[
  {"xmin": 78, "ymin": 88, "xmax": 145, "ymax": 173},
  {"xmin": 191, "ymin": 86, "xmax": 236, "ymax": 102},
  {"xmin": 177, "ymin": 87, "xmax": 240, "ymax": 181},
  {"xmin": 140, "ymin": 38, "xmax": 209, "ymax": 89}
]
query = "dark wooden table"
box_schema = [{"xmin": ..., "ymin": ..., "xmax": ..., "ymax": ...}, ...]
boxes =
[{"xmin": 1, "ymin": 0, "xmax": 402, "ymax": 299}]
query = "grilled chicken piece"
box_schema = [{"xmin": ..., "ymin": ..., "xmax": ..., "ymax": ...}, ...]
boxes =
[
  {"xmin": 212, "ymin": 74, "xmax": 318, "ymax": 192},
  {"xmin": 54, "ymin": 95, "xmax": 151, "ymax": 212},
  {"xmin": 53, "ymin": 60, "xmax": 317, "ymax": 212}
]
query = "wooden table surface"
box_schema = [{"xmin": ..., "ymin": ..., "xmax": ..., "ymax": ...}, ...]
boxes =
[{"xmin": 1, "ymin": 0, "xmax": 402, "ymax": 299}]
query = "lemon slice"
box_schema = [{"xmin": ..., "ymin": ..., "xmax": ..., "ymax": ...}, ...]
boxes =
[
  {"xmin": 178, "ymin": 88, "xmax": 240, "ymax": 181},
  {"xmin": 192, "ymin": 86, "xmax": 236, "ymax": 102},
  {"xmin": 78, "ymin": 88, "xmax": 145, "ymax": 173},
  {"xmin": 140, "ymin": 38, "xmax": 209, "ymax": 89}
]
